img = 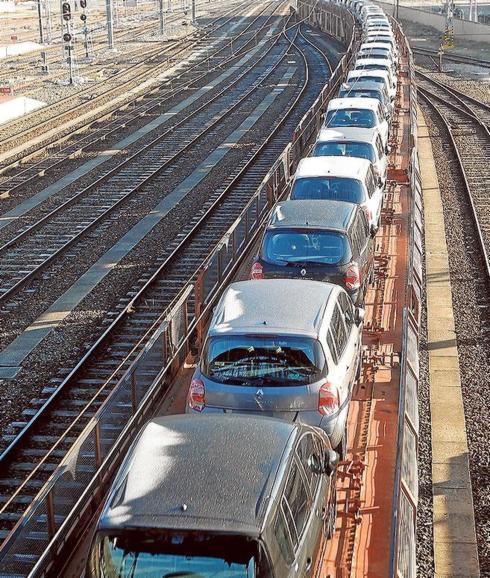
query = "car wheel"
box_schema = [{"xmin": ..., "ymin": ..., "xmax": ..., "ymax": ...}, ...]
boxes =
[
  {"xmin": 326, "ymin": 479, "xmax": 338, "ymax": 538},
  {"xmin": 335, "ymin": 425, "xmax": 347, "ymax": 460}
]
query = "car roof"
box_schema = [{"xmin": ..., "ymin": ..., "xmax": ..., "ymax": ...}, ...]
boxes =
[
  {"xmin": 98, "ymin": 414, "xmax": 298, "ymax": 537},
  {"xmin": 355, "ymin": 58, "xmax": 391, "ymax": 66},
  {"xmin": 268, "ymin": 199, "xmax": 356, "ymax": 232},
  {"xmin": 317, "ymin": 126, "xmax": 378, "ymax": 144},
  {"xmin": 347, "ymin": 70, "xmax": 389, "ymax": 81},
  {"xmin": 365, "ymin": 30, "xmax": 394, "ymax": 38},
  {"xmin": 327, "ymin": 97, "xmax": 380, "ymax": 111},
  {"xmin": 340, "ymin": 81, "xmax": 386, "ymax": 94},
  {"xmin": 360, "ymin": 42, "xmax": 392, "ymax": 50},
  {"xmin": 295, "ymin": 156, "xmax": 371, "ymax": 179},
  {"xmin": 210, "ymin": 279, "xmax": 335, "ymax": 338}
]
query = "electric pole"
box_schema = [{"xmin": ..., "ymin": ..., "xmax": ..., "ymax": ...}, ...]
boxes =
[
  {"xmin": 106, "ymin": 0, "xmax": 114, "ymax": 48},
  {"xmin": 37, "ymin": 0, "xmax": 44, "ymax": 43}
]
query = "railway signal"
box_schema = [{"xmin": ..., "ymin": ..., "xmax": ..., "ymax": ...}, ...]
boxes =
[{"xmin": 62, "ymin": 1, "xmax": 71, "ymax": 20}]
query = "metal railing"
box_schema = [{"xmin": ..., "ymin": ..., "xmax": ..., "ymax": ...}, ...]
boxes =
[
  {"xmin": 387, "ymin": 20, "xmax": 421, "ymax": 578},
  {"xmin": 0, "ymin": 3, "xmax": 359, "ymax": 577}
]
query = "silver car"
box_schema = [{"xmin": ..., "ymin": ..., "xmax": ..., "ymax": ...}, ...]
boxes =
[{"xmin": 186, "ymin": 279, "xmax": 364, "ymax": 456}]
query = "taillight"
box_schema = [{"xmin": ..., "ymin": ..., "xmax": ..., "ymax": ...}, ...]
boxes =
[
  {"xmin": 251, "ymin": 261, "xmax": 263, "ymax": 280},
  {"xmin": 188, "ymin": 379, "xmax": 205, "ymax": 412},
  {"xmin": 319, "ymin": 382, "xmax": 340, "ymax": 416},
  {"xmin": 345, "ymin": 262, "xmax": 361, "ymax": 291},
  {"xmin": 361, "ymin": 203, "xmax": 372, "ymax": 223}
]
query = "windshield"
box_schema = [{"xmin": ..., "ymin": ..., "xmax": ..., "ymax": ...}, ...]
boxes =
[
  {"xmin": 291, "ymin": 177, "xmax": 364, "ymax": 203},
  {"xmin": 87, "ymin": 533, "xmax": 258, "ymax": 578},
  {"xmin": 262, "ymin": 229, "xmax": 349, "ymax": 266},
  {"xmin": 313, "ymin": 141, "xmax": 375, "ymax": 163},
  {"xmin": 203, "ymin": 335, "xmax": 325, "ymax": 386},
  {"xmin": 325, "ymin": 109, "xmax": 376, "ymax": 129}
]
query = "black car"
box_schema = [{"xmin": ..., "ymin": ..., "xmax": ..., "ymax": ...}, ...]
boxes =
[
  {"xmin": 85, "ymin": 414, "xmax": 338, "ymax": 578},
  {"xmin": 252, "ymin": 200, "xmax": 373, "ymax": 305}
]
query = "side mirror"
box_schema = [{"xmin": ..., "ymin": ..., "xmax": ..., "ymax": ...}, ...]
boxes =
[
  {"xmin": 324, "ymin": 449, "xmax": 339, "ymax": 476},
  {"xmin": 377, "ymin": 176, "xmax": 383, "ymax": 188},
  {"xmin": 385, "ymin": 145, "xmax": 390, "ymax": 155},
  {"xmin": 354, "ymin": 307, "xmax": 365, "ymax": 326}
]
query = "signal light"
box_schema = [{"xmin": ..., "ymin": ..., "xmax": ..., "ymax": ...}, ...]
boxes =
[
  {"xmin": 80, "ymin": 13, "xmax": 87, "ymax": 20},
  {"xmin": 188, "ymin": 379, "xmax": 205, "ymax": 412},
  {"xmin": 62, "ymin": 2, "xmax": 71, "ymax": 20},
  {"xmin": 63, "ymin": 32, "xmax": 72, "ymax": 42}
]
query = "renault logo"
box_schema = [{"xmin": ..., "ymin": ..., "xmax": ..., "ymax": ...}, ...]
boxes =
[
  {"xmin": 300, "ymin": 268, "xmax": 307, "ymax": 277},
  {"xmin": 255, "ymin": 389, "xmax": 264, "ymax": 399}
]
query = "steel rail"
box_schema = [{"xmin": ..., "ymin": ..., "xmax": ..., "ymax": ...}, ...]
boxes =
[
  {"xmin": 0, "ymin": 0, "xmax": 256, "ymax": 158},
  {"xmin": 413, "ymin": 47, "xmax": 490, "ymax": 69},
  {"xmin": 0, "ymin": 0, "xmax": 279, "ymax": 195},
  {"xmin": 0, "ymin": 13, "xmax": 319, "ymax": 528},
  {"xmin": 418, "ymin": 86, "xmax": 490, "ymax": 282},
  {"xmin": 0, "ymin": 7, "xmax": 287, "ymax": 305}
]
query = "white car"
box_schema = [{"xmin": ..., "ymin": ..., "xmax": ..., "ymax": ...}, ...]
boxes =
[
  {"xmin": 353, "ymin": 58, "xmax": 397, "ymax": 92},
  {"xmin": 312, "ymin": 126, "xmax": 388, "ymax": 186},
  {"xmin": 325, "ymin": 97, "xmax": 389, "ymax": 146},
  {"xmin": 289, "ymin": 156, "xmax": 384, "ymax": 234},
  {"xmin": 347, "ymin": 68, "xmax": 396, "ymax": 101}
]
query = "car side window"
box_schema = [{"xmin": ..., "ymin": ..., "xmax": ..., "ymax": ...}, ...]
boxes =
[
  {"xmin": 283, "ymin": 459, "xmax": 309, "ymax": 545},
  {"xmin": 327, "ymin": 329, "xmax": 338, "ymax": 365},
  {"xmin": 331, "ymin": 304, "xmax": 348, "ymax": 356},
  {"xmin": 273, "ymin": 507, "xmax": 294, "ymax": 565},
  {"xmin": 296, "ymin": 434, "xmax": 321, "ymax": 495},
  {"xmin": 366, "ymin": 169, "xmax": 376, "ymax": 197},
  {"xmin": 339, "ymin": 291, "xmax": 355, "ymax": 329},
  {"xmin": 376, "ymin": 135, "xmax": 384, "ymax": 158},
  {"xmin": 359, "ymin": 210, "xmax": 370, "ymax": 238}
]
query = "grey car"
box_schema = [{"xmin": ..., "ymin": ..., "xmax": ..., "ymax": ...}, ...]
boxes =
[
  {"xmin": 85, "ymin": 414, "xmax": 339, "ymax": 578},
  {"xmin": 186, "ymin": 279, "xmax": 364, "ymax": 456}
]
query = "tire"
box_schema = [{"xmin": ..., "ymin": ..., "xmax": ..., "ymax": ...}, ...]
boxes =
[{"xmin": 326, "ymin": 479, "xmax": 338, "ymax": 538}]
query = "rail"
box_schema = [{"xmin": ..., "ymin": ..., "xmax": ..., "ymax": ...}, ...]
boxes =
[{"xmin": 0, "ymin": 3, "xmax": 357, "ymax": 577}]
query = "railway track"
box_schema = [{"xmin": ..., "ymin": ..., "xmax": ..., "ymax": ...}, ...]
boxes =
[
  {"xmin": 0, "ymin": 0, "xmax": 258, "ymax": 161},
  {"xmin": 416, "ymin": 71, "xmax": 490, "ymax": 278},
  {"xmin": 0, "ymin": 0, "xmax": 277, "ymax": 196},
  {"xmin": 0, "ymin": 2, "xmax": 283, "ymax": 307},
  {"xmin": 413, "ymin": 47, "xmax": 490, "ymax": 70},
  {"xmin": 418, "ymin": 78, "xmax": 490, "ymax": 575},
  {"xmin": 0, "ymin": 14, "xmax": 334, "ymax": 548}
]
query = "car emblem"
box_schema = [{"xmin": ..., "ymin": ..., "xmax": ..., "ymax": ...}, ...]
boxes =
[
  {"xmin": 255, "ymin": 389, "xmax": 264, "ymax": 399},
  {"xmin": 300, "ymin": 268, "xmax": 307, "ymax": 277}
]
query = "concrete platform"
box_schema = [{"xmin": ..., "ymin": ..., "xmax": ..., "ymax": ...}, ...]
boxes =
[
  {"xmin": 0, "ymin": 67, "xmax": 296, "ymax": 372},
  {"xmin": 418, "ymin": 108, "xmax": 480, "ymax": 577},
  {"xmin": 0, "ymin": 95, "xmax": 45, "ymax": 125}
]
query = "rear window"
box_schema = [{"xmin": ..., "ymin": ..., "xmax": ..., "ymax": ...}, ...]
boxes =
[
  {"xmin": 203, "ymin": 335, "xmax": 326, "ymax": 386},
  {"xmin": 326, "ymin": 108, "xmax": 376, "ymax": 129},
  {"xmin": 313, "ymin": 141, "xmax": 376, "ymax": 163},
  {"xmin": 262, "ymin": 230, "xmax": 349, "ymax": 266},
  {"xmin": 356, "ymin": 63, "xmax": 390, "ymax": 72},
  {"xmin": 291, "ymin": 177, "xmax": 365, "ymax": 203},
  {"xmin": 339, "ymin": 89, "xmax": 383, "ymax": 104},
  {"xmin": 87, "ymin": 533, "xmax": 257, "ymax": 578}
]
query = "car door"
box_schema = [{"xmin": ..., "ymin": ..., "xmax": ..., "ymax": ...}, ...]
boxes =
[
  {"xmin": 275, "ymin": 456, "xmax": 314, "ymax": 577},
  {"xmin": 375, "ymin": 133, "xmax": 387, "ymax": 182},
  {"xmin": 326, "ymin": 302, "xmax": 352, "ymax": 406},
  {"xmin": 338, "ymin": 290, "xmax": 362, "ymax": 381},
  {"xmin": 295, "ymin": 433, "xmax": 326, "ymax": 577},
  {"xmin": 366, "ymin": 164, "xmax": 383, "ymax": 227},
  {"xmin": 353, "ymin": 210, "xmax": 373, "ymax": 287}
]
